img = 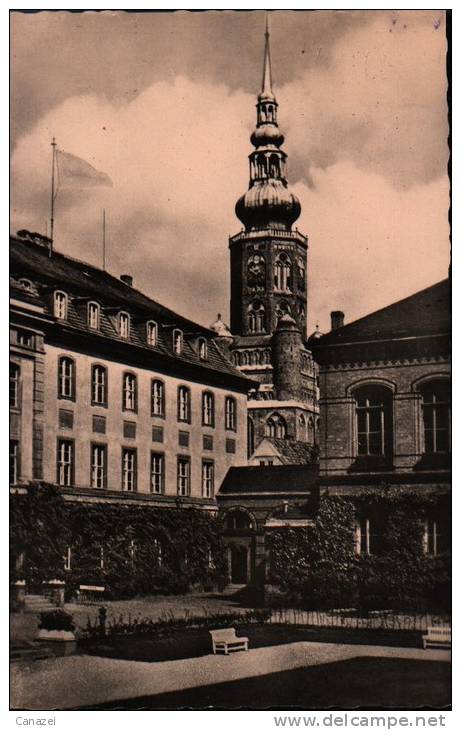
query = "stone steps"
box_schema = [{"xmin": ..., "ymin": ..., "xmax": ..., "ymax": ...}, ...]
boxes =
[{"xmin": 23, "ymin": 595, "xmax": 55, "ymax": 613}]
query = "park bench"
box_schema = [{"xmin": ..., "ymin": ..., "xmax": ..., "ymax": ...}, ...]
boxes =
[
  {"xmin": 210, "ymin": 628, "xmax": 249, "ymax": 655},
  {"xmin": 77, "ymin": 585, "xmax": 106, "ymax": 604},
  {"xmin": 422, "ymin": 626, "xmax": 451, "ymax": 649}
]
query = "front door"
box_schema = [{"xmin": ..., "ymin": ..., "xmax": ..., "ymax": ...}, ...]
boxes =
[{"xmin": 230, "ymin": 545, "xmax": 248, "ymax": 584}]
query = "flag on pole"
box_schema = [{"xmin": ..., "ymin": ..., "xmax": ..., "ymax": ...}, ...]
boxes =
[{"xmin": 56, "ymin": 149, "xmax": 113, "ymax": 189}]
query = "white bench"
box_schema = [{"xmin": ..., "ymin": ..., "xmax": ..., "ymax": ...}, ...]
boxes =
[
  {"xmin": 422, "ymin": 626, "xmax": 451, "ymax": 649},
  {"xmin": 210, "ymin": 628, "xmax": 249, "ymax": 655}
]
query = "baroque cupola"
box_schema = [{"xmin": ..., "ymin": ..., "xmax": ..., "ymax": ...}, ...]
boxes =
[{"xmin": 236, "ymin": 15, "xmax": 301, "ymax": 232}]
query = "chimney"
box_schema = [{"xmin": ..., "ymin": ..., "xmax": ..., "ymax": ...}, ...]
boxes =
[
  {"xmin": 331, "ymin": 310, "xmax": 345, "ymax": 331},
  {"xmin": 120, "ymin": 274, "xmax": 133, "ymax": 287}
]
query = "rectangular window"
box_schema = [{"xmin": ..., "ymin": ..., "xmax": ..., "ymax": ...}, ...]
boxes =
[
  {"xmin": 203, "ymin": 434, "xmax": 213, "ymax": 451},
  {"xmin": 178, "ymin": 430, "xmax": 190, "ymax": 447},
  {"xmin": 57, "ymin": 439, "xmax": 74, "ymax": 487},
  {"xmin": 119, "ymin": 312, "xmax": 130, "ymax": 338},
  {"xmin": 202, "ymin": 460, "xmax": 214, "ymax": 498},
  {"xmin": 152, "ymin": 425, "xmax": 164, "ymax": 443},
  {"xmin": 10, "ymin": 440, "xmax": 19, "ymax": 484},
  {"xmin": 202, "ymin": 391, "xmax": 215, "ymax": 427},
  {"xmin": 355, "ymin": 517, "xmax": 378, "ymax": 555},
  {"xmin": 226, "ymin": 438, "xmax": 236, "ymax": 454},
  {"xmin": 64, "ymin": 547, "xmax": 71, "ymax": 572},
  {"xmin": 177, "ymin": 456, "xmax": 190, "ymax": 497},
  {"xmin": 225, "ymin": 397, "xmax": 237, "ymax": 431},
  {"xmin": 123, "ymin": 372, "xmax": 137, "ymax": 412},
  {"xmin": 91, "ymin": 443, "xmax": 107, "ymax": 489},
  {"xmin": 54, "ymin": 291, "xmax": 68, "ymax": 320},
  {"xmin": 173, "ymin": 329, "xmax": 183, "ymax": 354},
  {"xmin": 151, "ymin": 379, "xmax": 165, "ymax": 417},
  {"xmin": 424, "ymin": 519, "xmax": 440, "ymax": 556},
  {"xmin": 17, "ymin": 330, "xmax": 33, "ymax": 348},
  {"xmin": 59, "ymin": 409, "xmax": 74, "ymax": 430},
  {"xmin": 151, "ymin": 452, "xmax": 165, "ymax": 494},
  {"xmin": 92, "ymin": 415, "xmax": 106, "ymax": 434},
  {"xmin": 178, "ymin": 386, "xmax": 191, "ymax": 423},
  {"xmin": 123, "ymin": 421, "xmax": 137, "ymax": 439},
  {"xmin": 121, "ymin": 448, "xmax": 137, "ymax": 492},
  {"xmin": 10, "ymin": 363, "xmax": 20, "ymax": 409},
  {"xmin": 58, "ymin": 357, "xmax": 75, "ymax": 401},
  {"xmin": 92, "ymin": 365, "xmax": 107, "ymax": 406}
]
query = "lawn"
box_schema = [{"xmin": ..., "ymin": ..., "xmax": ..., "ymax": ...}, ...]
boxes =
[
  {"xmin": 82, "ymin": 657, "xmax": 451, "ymax": 710},
  {"xmin": 80, "ymin": 625, "xmax": 424, "ymax": 663}
]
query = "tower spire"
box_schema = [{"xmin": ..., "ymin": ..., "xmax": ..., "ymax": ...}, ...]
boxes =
[{"xmin": 260, "ymin": 12, "xmax": 274, "ymax": 101}]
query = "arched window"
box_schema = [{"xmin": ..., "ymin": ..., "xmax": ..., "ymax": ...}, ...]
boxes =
[
  {"xmin": 225, "ymin": 509, "xmax": 254, "ymax": 530},
  {"xmin": 298, "ymin": 413, "xmax": 307, "ymax": 441},
  {"xmin": 54, "ymin": 291, "xmax": 68, "ymax": 320},
  {"xmin": 274, "ymin": 253, "xmax": 292, "ymax": 292},
  {"xmin": 420, "ymin": 380, "xmax": 450, "ymax": 453},
  {"xmin": 198, "ymin": 338, "xmax": 208, "ymax": 361},
  {"xmin": 173, "ymin": 329, "xmax": 183, "ymax": 355},
  {"xmin": 353, "ymin": 385, "xmax": 393, "ymax": 457},
  {"xmin": 308, "ymin": 417, "xmax": 314, "ymax": 443},
  {"xmin": 118, "ymin": 311, "xmax": 130, "ymax": 339},
  {"xmin": 88, "ymin": 301, "xmax": 100, "ymax": 330},
  {"xmin": 275, "ymin": 300, "xmax": 291, "ymax": 321},
  {"xmin": 151, "ymin": 379, "xmax": 165, "ymax": 417},
  {"xmin": 297, "ymin": 257, "xmax": 306, "ymax": 291},
  {"xmin": 225, "ymin": 396, "xmax": 237, "ymax": 431},
  {"xmin": 122, "ymin": 372, "xmax": 137, "ymax": 412},
  {"xmin": 256, "ymin": 154, "xmax": 266, "ymax": 178},
  {"xmin": 202, "ymin": 391, "xmax": 215, "ymax": 427},
  {"xmin": 91, "ymin": 364, "xmax": 107, "ymax": 406},
  {"xmin": 265, "ymin": 413, "xmax": 287, "ymax": 439},
  {"xmin": 58, "ymin": 356, "xmax": 75, "ymax": 400},
  {"xmin": 247, "ymin": 417, "xmax": 255, "ymax": 458},
  {"xmin": 269, "ymin": 153, "xmax": 279, "ymax": 178},
  {"xmin": 247, "ymin": 255, "xmax": 266, "ymax": 289},
  {"xmin": 178, "ymin": 385, "xmax": 191, "ymax": 423},
  {"xmin": 10, "ymin": 363, "xmax": 20, "ymax": 408},
  {"xmin": 248, "ymin": 301, "xmax": 265, "ymax": 334},
  {"xmin": 147, "ymin": 321, "xmax": 158, "ymax": 347}
]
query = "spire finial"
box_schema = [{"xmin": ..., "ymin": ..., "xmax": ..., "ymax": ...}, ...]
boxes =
[{"xmin": 261, "ymin": 11, "xmax": 274, "ymax": 99}]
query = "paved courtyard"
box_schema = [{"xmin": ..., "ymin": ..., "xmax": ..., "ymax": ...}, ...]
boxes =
[{"xmin": 11, "ymin": 640, "xmax": 450, "ymax": 710}]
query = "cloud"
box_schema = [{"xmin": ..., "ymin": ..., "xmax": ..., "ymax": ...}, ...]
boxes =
[{"xmin": 10, "ymin": 10, "xmax": 449, "ymax": 334}]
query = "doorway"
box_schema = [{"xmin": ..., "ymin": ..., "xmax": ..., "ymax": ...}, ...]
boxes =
[{"xmin": 230, "ymin": 545, "xmax": 248, "ymax": 584}]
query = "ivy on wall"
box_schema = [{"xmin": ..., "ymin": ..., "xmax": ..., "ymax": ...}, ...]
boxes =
[
  {"xmin": 10, "ymin": 484, "xmax": 227, "ymax": 599},
  {"xmin": 266, "ymin": 489, "xmax": 450, "ymax": 612}
]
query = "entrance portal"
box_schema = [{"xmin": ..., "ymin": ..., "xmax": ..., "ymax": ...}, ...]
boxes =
[{"xmin": 230, "ymin": 545, "xmax": 248, "ymax": 584}]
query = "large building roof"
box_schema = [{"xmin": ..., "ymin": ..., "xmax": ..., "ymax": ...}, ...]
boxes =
[
  {"xmin": 10, "ymin": 234, "xmax": 254, "ymax": 389},
  {"xmin": 218, "ymin": 463, "xmax": 319, "ymax": 495},
  {"xmin": 315, "ymin": 279, "xmax": 450, "ymax": 346},
  {"xmin": 254, "ymin": 437, "xmax": 317, "ymax": 465}
]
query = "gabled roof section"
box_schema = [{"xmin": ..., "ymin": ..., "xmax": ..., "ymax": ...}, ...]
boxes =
[
  {"xmin": 315, "ymin": 279, "xmax": 450, "ymax": 346},
  {"xmin": 253, "ymin": 437, "xmax": 317, "ymax": 465},
  {"xmin": 218, "ymin": 464, "xmax": 319, "ymax": 495}
]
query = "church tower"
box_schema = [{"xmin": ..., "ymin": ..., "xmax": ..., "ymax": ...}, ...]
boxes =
[
  {"xmin": 212, "ymin": 16, "xmax": 319, "ymax": 458},
  {"xmin": 230, "ymin": 16, "xmax": 308, "ymax": 338}
]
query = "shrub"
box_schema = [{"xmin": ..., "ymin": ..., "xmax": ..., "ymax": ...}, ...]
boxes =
[{"xmin": 39, "ymin": 609, "xmax": 75, "ymax": 632}]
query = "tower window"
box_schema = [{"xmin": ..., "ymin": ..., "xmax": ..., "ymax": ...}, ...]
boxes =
[
  {"xmin": 274, "ymin": 253, "xmax": 292, "ymax": 292},
  {"xmin": 248, "ymin": 301, "xmax": 265, "ymax": 334},
  {"xmin": 265, "ymin": 413, "xmax": 287, "ymax": 439},
  {"xmin": 54, "ymin": 291, "xmax": 68, "ymax": 320}
]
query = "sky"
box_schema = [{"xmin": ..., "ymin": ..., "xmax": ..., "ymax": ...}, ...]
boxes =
[{"xmin": 10, "ymin": 9, "xmax": 450, "ymax": 333}]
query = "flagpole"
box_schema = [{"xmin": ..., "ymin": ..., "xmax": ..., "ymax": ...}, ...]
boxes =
[
  {"xmin": 50, "ymin": 137, "xmax": 57, "ymax": 252},
  {"xmin": 102, "ymin": 209, "xmax": 106, "ymax": 271}
]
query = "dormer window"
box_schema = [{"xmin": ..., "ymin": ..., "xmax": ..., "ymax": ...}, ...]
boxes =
[
  {"xmin": 54, "ymin": 291, "xmax": 68, "ymax": 320},
  {"xmin": 198, "ymin": 338, "xmax": 208, "ymax": 361},
  {"xmin": 88, "ymin": 302, "xmax": 100, "ymax": 330},
  {"xmin": 118, "ymin": 312, "xmax": 130, "ymax": 339},
  {"xmin": 173, "ymin": 329, "xmax": 183, "ymax": 355},
  {"xmin": 147, "ymin": 321, "xmax": 158, "ymax": 347}
]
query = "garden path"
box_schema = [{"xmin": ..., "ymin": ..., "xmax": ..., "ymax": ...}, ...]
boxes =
[{"xmin": 10, "ymin": 640, "xmax": 450, "ymax": 710}]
